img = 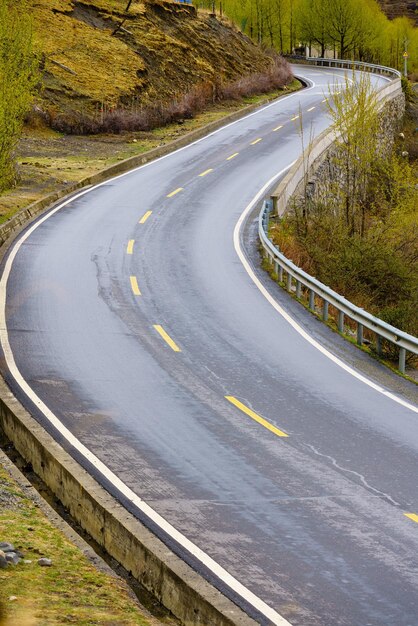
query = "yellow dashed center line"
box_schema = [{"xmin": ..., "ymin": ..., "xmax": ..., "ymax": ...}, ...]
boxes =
[
  {"xmin": 126, "ymin": 239, "xmax": 135, "ymax": 255},
  {"xmin": 273, "ymin": 124, "xmax": 283, "ymax": 131},
  {"xmin": 167, "ymin": 187, "xmax": 183, "ymax": 198},
  {"xmin": 307, "ymin": 107, "xmax": 316, "ymax": 112},
  {"xmin": 291, "ymin": 115, "xmax": 300, "ymax": 121},
  {"xmin": 226, "ymin": 152, "xmax": 239, "ymax": 161},
  {"xmin": 250, "ymin": 138, "xmax": 262, "ymax": 145},
  {"xmin": 405, "ymin": 513, "xmax": 418, "ymax": 524},
  {"xmin": 130, "ymin": 276, "xmax": 141, "ymax": 296},
  {"xmin": 153, "ymin": 325, "xmax": 181, "ymax": 352},
  {"xmin": 199, "ymin": 168, "xmax": 213, "ymax": 177},
  {"xmin": 139, "ymin": 210, "xmax": 152, "ymax": 224},
  {"xmin": 225, "ymin": 396, "xmax": 288, "ymax": 438}
]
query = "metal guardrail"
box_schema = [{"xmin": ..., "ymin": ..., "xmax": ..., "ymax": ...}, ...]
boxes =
[
  {"xmin": 259, "ymin": 202, "xmax": 418, "ymax": 373},
  {"xmin": 259, "ymin": 60, "xmax": 417, "ymax": 373},
  {"xmin": 303, "ymin": 57, "xmax": 402, "ymax": 79}
]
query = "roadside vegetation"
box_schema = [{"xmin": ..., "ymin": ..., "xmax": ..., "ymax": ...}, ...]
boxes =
[
  {"xmin": 269, "ymin": 73, "xmax": 418, "ymax": 361},
  {"xmin": 29, "ymin": 0, "xmax": 293, "ymax": 131},
  {"xmin": 0, "ymin": 0, "xmax": 296, "ymax": 196},
  {"xmin": 0, "ymin": 79, "xmax": 300, "ymax": 220}
]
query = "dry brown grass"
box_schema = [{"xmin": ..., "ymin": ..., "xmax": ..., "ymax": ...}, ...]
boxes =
[{"xmin": 46, "ymin": 57, "xmax": 293, "ymax": 134}]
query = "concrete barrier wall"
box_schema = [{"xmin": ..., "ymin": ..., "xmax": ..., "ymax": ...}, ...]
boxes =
[{"xmin": 0, "ymin": 378, "xmax": 257, "ymax": 626}]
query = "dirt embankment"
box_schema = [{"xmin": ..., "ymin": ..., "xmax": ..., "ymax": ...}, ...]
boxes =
[
  {"xmin": 2, "ymin": 0, "xmax": 295, "ymax": 219},
  {"xmin": 33, "ymin": 0, "xmax": 276, "ymax": 118}
]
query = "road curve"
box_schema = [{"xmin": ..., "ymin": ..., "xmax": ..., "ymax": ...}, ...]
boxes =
[{"xmin": 1, "ymin": 66, "xmax": 418, "ymax": 626}]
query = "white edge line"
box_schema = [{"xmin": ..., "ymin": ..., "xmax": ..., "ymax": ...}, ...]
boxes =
[
  {"xmin": 0, "ymin": 72, "xmax": 316, "ymax": 626},
  {"xmin": 0, "ymin": 67, "xmax": 399, "ymax": 624},
  {"xmin": 233, "ymin": 171, "xmax": 418, "ymax": 415},
  {"xmin": 0, "ymin": 248, "xmax": 292, "ymax": 626}
]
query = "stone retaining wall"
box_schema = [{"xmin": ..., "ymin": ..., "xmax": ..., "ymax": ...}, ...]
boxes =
[
  {"xmin": 271, "ymin": 82, "xmax": 405, "ymax": 215},
  {"xmin": 293, "ymin": 94, "xmax": 405, "ymax": 208}
]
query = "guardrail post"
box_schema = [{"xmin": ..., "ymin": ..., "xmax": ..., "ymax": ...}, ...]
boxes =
[
  {"xmin": 257, "ymin": 68, "xmax": 414, "ymax": 373},
  {"xmin": 338, "ymin": 310, "xmax": 344, "ymax": 333},
  {"xmin": 309, "ymin": 289, "xmax": 315, "ymax": 311},
  {"xmin": 399, "ymin": 348, "xmax": 406, "ymax": 374}
]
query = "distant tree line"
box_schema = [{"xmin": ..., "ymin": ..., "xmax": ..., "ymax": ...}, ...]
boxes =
[{"xmin": 200, "ymin": 0, "xmax": 417, "ymax": 72}]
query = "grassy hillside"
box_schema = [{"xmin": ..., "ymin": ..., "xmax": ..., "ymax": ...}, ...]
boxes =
[
  {"xmin": 0, "ymin": 0, "xmax": 296, "ymax": 218},
  {"xmin": 32, "ymin": 0, "xmax": 279, "ymax": 120}
]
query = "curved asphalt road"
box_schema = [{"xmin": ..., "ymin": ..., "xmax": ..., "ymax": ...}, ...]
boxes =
[{"xmin": 1, "ymin": 66, "xmax": 418, "ymax": 626}]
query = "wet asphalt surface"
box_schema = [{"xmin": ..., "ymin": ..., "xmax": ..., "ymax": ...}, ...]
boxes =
[{"xmin": 1, "ymin": 67, "xmax": 418, "ymax": 625}]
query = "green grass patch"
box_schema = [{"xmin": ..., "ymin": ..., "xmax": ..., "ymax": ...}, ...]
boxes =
[{"xmin": 0, "ymin": 463, "xmax": 152, "ymax": 626}]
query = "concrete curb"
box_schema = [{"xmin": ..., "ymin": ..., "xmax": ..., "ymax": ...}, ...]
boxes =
[
  {"xmin": 0, "ymin": 89, "xmax": 298, "ymax": 253},
  {"xmin": 0, "ymin": 90, "xmax": 307, "ymax": 625}
]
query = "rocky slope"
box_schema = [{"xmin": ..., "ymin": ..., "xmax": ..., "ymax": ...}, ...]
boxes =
[{"xmin": 377, "ymin": 0, "xmax": 418, "ymax": 24}]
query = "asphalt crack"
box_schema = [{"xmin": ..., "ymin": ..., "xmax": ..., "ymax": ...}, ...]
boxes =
[{"xmin": 304, "ymin": 442, "xmax": 402, "ymax": 507}]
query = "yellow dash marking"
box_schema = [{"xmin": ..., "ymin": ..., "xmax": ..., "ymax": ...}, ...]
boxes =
[
  {"xmin": 199, "ymin": 168, "xmax": 213, "ymax": 177},
  {"xmin": 405, "ymin": 513, "xmax": 418, "ymax": 524},
  {"xmin": 250, "ymin": 138, "xmax": 262, "ymax": 145},
  {"xmin": 307, "ymin": 106, "xmax": 315, "ymax": 112},
  {"xmin": 225, "ymin": 396, "xmax": 288, "ymax": 438},
  {"xmin": 130, "ymin": 276, "xmax": 141, "ymax": 296},
  {"xmin": 167, "ymin": 187, "xmax": 183, "ymax": 198},
  {"xmin": 139, "ymin": 210, "xmax": 152, "ymax": 224},
  {"xmin": 227, "ymin": 152, "xmax": 239, "ymax": 161},
  {"xmin": 273, "ymin": 124, "xmax": 283, "ymax": 131},
  {"xmin": 291, "ymin": 115, "xmax": 300, "ymax": 121},
  {"xmin": 153, "ymin": 325, "xmax": 181, "ymax": 352},
  {"xmin": 126, "ymin": 239, "xmax": 135, "ymax": 255}
]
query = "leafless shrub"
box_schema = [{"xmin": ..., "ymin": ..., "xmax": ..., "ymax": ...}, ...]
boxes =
[{"xmin": 48, "ymin": 58, "xmax": 293, "ymax": 135}]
